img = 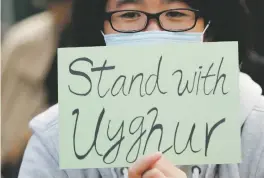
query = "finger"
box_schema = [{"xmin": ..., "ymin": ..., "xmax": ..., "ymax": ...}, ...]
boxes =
[
  {"xmin": 129, "ymin": 152, "xmax": 162, "ymax": 178},
  {"xmin": 142, "ymin": 168, "xmax": 166, "ymax": 178},
  {"xmin": 152, "ymin": 156, "xmax": 187, "ymax": 178}
]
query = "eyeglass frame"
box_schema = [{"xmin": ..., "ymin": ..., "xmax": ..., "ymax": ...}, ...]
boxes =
[{"xmin": 104, "ymin": 8, "xmax": 202, "ymax": 33}]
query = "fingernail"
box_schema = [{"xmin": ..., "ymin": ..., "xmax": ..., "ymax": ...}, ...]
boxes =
[{"xmin": 154, "ymin": 152, "xmax": 163, "ymax": 157}]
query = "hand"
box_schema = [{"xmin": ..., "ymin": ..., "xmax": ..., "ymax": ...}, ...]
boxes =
[{"xmin": 128, "ymin": 152, "xmax": 187, "ymax": 178}]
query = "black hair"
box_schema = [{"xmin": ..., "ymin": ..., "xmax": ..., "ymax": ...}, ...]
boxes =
[
  {"xmin": 71, "ymin": 0, "xmax": 106, "ymax": 47},
  {"xmin": 70, "ymin": 0, "xmax": 252, "ymax": 63},
  {"xmin": 245, "ymin": 0, "xmax": 264, "ymax": 56}
]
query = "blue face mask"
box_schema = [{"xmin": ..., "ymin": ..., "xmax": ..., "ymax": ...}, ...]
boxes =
[{"xmin": 102, "ymin": 22, "xmax": 210, "ymax": 46}]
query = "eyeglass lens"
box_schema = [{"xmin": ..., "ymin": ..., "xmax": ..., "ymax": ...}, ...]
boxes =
[{"xmin": 111, "ymin": 9, "xmax": 196, "ymax": 32}]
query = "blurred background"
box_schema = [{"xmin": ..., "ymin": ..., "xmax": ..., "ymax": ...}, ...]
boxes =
[
  {"xmin": 1, "ymin": 0, "xmax": 264, "ymax": 177},
  {"xmin": 1, "ymin": 0, "xmax": 72, "ymax": 177},
  {"xmin": 2, "ymin": 0, "xmax": 46, "ymax": 38}
]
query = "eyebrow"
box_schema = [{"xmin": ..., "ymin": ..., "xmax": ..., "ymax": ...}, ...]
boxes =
[
  {"xmin": 116, "ymin": 0, "xmax": 142, "ymax": 7},
  {"xmin": 116, "ymin": 0, "xmax": 186, "ymax": 7}
]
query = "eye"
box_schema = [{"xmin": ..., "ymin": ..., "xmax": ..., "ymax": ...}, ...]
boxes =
[
  {"xmin": 120, "ymin": 11, "xmax": 141, "ymax": 19},
  {"xmin": 165, "ymin": 11, "xmax": 186, "ymax": 18}
]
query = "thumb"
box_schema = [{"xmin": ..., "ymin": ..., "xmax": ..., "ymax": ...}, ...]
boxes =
[{"xmin": 128, "ymin": 152, "xmax": 162, "ymax": 178}]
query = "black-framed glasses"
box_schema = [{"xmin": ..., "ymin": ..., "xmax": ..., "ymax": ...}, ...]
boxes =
[{"xmin": 105, "ymin": 8, "xmax": 201, "ymax": 33}]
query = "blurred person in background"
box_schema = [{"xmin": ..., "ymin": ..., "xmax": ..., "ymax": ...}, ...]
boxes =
[{"xmin": 1, "ymin": 0, "xmax": 72, "ymax": 177}]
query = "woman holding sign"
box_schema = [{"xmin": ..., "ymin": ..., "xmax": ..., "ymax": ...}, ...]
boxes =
[{"xmin": 19, "ymin": 0, "xmax": 264, "ymax": 178}]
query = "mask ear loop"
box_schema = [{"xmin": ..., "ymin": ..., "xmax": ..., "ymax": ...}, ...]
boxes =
[
  {"xmin": 203, "ymin": 21, "xmax": 211, "ymax": 34},
  {"xmin": 101, "ymin": 31, "xmax": 105, "ymax": 36},
  {"xmin": 202, "ymin": 21, "xmax": 211, "ymax": 42},
  {"xmin": 201, "ymin": 21, "xmax": 243, "ymax": 69},
  {"xmin": 239, "ymin": 62, "xmax": 243, "ymax": 70}
]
